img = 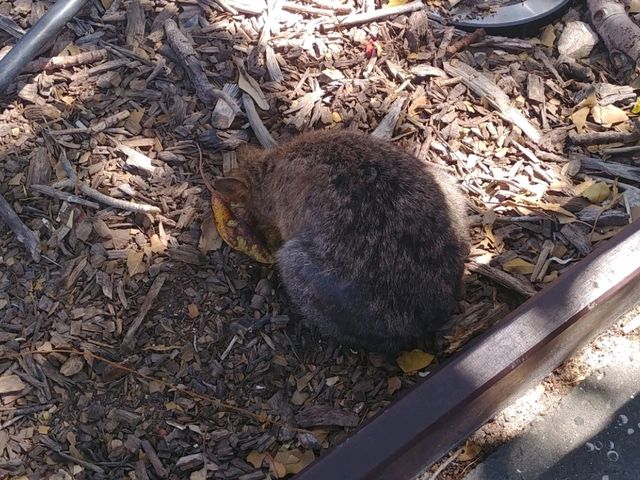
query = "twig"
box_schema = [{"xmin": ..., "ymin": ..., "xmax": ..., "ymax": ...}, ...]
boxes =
[
  {"xmin": 164, "ymin": 19, "xmax": 241, "ymax": 114},
  {"xmin": 31, "ymin": 184, "xmax": 100, "ymax": 209},
  {"xmin": 282, "ymin": 1, "xmax": 336, "ymax": 16},
  {"xmin": 428, "ymin": 447, "xmax": 463, "ymax": 480},
  {"xmin": 300, "ymin": 0, "xmax": 351, "ymax": 14},
  {"xmin": 54, "ymin": 179, "xmax": 161, "ymax": 214},
  {"xmin": 446, "ymin": 28, "xmax": 486, "ymax": 55},
  {"xmin": 122, "ymin": 273, "xmax": 168, "ymax": 353},
  {"xmin": 321, "ymin": 0, "xmax": 425, "ymax": 32},
  {"xmin": 0, "ymin": 193, "xmax": 41, "ymax": 262},
  {"xmin": 140, "ymin": 440, "xmax": 169, "ymax": 478},
  {"xmin": 467, "ymin": 261, "xmax": 537, "ymax": 297},
  {"xmin": 23, "ymin": 49, "xmax": 108, "ymax": 73},
  {"xmin": 569, "ymin": 130, "xmax": 640, "ymax": 146},
  {"xmin": 588, "ymin": 0, "xmax": 640, "ymax": 69},
  {"xmin": 242, "ymin": 93, "xmax": 277, "ymax": 148}
]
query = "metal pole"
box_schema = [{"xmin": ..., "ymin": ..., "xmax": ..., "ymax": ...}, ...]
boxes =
[{"xmin": 0, "ymin": 0, "xmax": 89, "ymax": 94}]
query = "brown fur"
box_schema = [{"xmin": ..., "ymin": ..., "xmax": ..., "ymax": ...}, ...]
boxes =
[{"xmin": 214, "ymin": 129, "xmax": 470, "ymax": 353}]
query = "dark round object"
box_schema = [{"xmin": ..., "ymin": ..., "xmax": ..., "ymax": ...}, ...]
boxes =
[{"xmin": 448, "ymin": 0, "xmax": 573, "ymax": 38}]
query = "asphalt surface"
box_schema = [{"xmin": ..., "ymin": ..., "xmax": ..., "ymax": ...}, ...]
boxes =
[{"xmin": 465, "ymin": 335, "xmax": 640, "ymax": 480}]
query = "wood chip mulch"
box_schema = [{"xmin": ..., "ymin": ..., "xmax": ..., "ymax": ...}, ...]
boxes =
[{"xmin": 1, "ymin": 0, "xmax": 639, "ymax": 478}]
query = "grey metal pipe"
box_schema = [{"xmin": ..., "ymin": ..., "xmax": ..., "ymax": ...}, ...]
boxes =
[{"xmin": 0, "ymin": 0, "xmax": 89, "ymax": 94}]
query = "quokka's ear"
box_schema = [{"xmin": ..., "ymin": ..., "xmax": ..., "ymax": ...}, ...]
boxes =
[{"xmin": 212, "ymin": 177, "xmax": 249, "ymax": 202}]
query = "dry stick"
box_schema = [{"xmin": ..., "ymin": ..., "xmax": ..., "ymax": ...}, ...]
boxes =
[
  {"xmin": 163, "ymin": 19, "xmax": 241, "ymax": 114},
  {"xmin": 140, "ymin": 440, "xmax": 169, "ymax": 478},
  {"xmin": 588, "ymin": 0, "xmax": 640, "ymax": 66},
  {"xmin": 569, "ymin": 130, "xmax": 640, "ymax": 146},
  {"xmin": 579, "ymin": 155, "xmax": 640, "ymax": 183},
  {"xmin": 321, "ymin": 0, "xmax": 425, "ymax": 32},
  {"xmin": 31, "ymin": 184, "xmax": 100, "ymax": 209},
  {"xmin": 22, "ymin": 49, "xmax": 108, "ymax": 73},
  {"xmin": 0, "ymin": 193, "xmax": 41, "ymax": 262},
  {"xmin": 446, "ymin": 28, "xmax": 486, "ymax": 55},
  {"xmin": 242, "ymin": 93, "xmax": 277, "ymax": 148},
  {"xmin": 443, "ymin": 59, "xmax": 542, "ymax": 145},
  {"xmin": 282, "ymin": 1, "xmax": 336, "ymax": 16},
  {"xmin": 54, "ymin": 179, "xmax": 161, "ymax": 214},
  {"xmin": 300, "ymin": 0, "xmax": 352, "ymax": 14},
  {"xmin": 121, "ymin": 273, "xmax": 168, "ymax": 353},
  {"xmin": 466, "ymin": 260, "xmax": 537, "ymax": 297}
]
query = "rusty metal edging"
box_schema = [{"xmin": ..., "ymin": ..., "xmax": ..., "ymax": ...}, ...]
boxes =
[{"xmin": 296, "ymin": 219, "xmax": 640, "ymax": 480}]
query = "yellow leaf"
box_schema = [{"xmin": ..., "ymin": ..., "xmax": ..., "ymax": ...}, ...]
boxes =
[
  {"xmin": 386, "ymin": 0, "xmax": 409, "ymax": 5},
  {"xmin": 575, "ymin": 93, "xmax": 598, "ymax": 109},
  {"xmin": 540, "ymin": 25, "xmax": 556, "ymax": 48},
  {"xmin": 211, "ymin": 192, "xmax": 275, "ymax": 264},
  {"xmin": 632, "ymin": 99, "xmax": 640, "ymax": 114},
  {"xmin": 38, "ymin": 426, "xmax": 50, "ymax": 434},
  {"xmin": 332, "ymin": 111, "xmax": 342, "ymax": 122},
  {"xmin": 631, "ymin": 0, "xmax": 640, "ymax": 13},
  {"xmin": 502, "ymin": 258, "xmax": 535, "ymax": 275},
  {"xmin": 575, "ymin": 180, "xmax": 610, "ymax": 203},
  {"xmin": 570, "ymin": 107, "xmax": 589, "ymax": 132},
  {"xmin": 591, "ymin": 104, "xmax": 628, "ymax": 125},
  {"xmin": 246, "ymin": 451, "xmax": 265, "ymax": 469},
  {"xmin": 396, "ymin": 349, "xmax": 434, "ymax": 373}
]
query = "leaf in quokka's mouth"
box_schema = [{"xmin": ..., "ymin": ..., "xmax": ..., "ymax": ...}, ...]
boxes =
[{"xmin": 210, "ymin": 191, "xmax": 276, "ymax": 264}]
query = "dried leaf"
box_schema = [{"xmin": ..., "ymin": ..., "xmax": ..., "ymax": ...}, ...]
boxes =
[
  {"xmin": 631, "ymin": 0, "xmax": 640, "ymax": 14},
  {"xmin": 396, "ymin": 349, "xmax": 434, "ymax": 373},
  {"xmin": 570, "ymin": 107, "xmax": 589, "ymax": 132},
  {"xmin": 150, "ymin": 234, "xmax": 167, "ymax": 253},
  {"xmin": 458, "ymin": 440, "xmax": 482, "ymax": 462},
  {"xmin": 190, "ymin": 467, "xmax": 207, "ymax": 480},
  {"xmin": 236, "ymin": 60, "xmax": 269, "ymax": 110},
  {"xmin": 387, "ymin": 376, "xmax": 402, "ymax": 395},
  {"xmin": 540, "ymin": 25, "xmax": 556, "ymax": 48},
  {"xmin": 246, "ymin": 451, "xmax": 265, "ymax": 469},
  {"xmin": 386, "ymin": 0, "xmax": 409, "ymax": 5},
  {"xmin": 274, "ymin": 449, "xmax": 315, "ymax": 475},
  {"xmin": 187, "ymin": 304, "xmax": 199, "ymax": 318},
  {"xmin": 591, "ymin": 104, "xmax": 628, "ymax": 125},
  {"xmin": 269, "ymin": 459, "xmax": 287, "ymax": 479},
  {"xmin": 575, "ymin": 180, "xmax": 610, "ymax": 203},
  {"xmin": 211, "ymin": 192, "xmax": 275, "ymax": 264},
  {"xmin": 127, "ymin": 249, "xmax": 146, "ymax": 276},
  {"xmin": 198, "ymin": 215, "xmax": 222, "ymax": 252},
  {"xmin": 502, "ymin": 258, "xmax": 535, "ymax": 275}
]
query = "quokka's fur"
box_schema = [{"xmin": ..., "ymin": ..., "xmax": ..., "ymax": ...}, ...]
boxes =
[{"xmin": 214, "ymin": 129, "xmax": 470, "ymax": 353}]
